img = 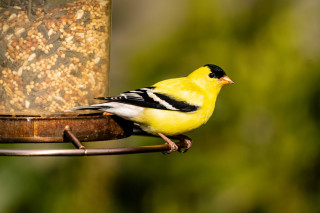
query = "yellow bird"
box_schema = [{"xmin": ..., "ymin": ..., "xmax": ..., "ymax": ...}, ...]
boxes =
[{"xmin": 69, "ymin": 64, "xmax": 233, "ymax": 153}]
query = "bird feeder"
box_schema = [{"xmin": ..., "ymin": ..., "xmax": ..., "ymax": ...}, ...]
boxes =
[
  {"xmin": 0, "ymin": 0, "xmax": 131, "ymax": 152},
  {"xmin": 0, "ymin": 0, "xmax": 190, "ymax": 156}
]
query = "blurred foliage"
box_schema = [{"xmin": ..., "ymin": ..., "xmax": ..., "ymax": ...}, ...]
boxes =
[{"xmin": 1, "ymin": 0, "xmax": 320, "ymax": 212}]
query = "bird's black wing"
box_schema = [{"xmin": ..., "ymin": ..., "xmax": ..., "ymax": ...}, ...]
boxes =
[{"xmin": 95, "ymin": 87, "xmax": 198, "ymax": 112}]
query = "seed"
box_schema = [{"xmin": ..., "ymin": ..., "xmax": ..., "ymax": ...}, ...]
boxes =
[
  {"xmin": 48, "ymin": 29, "xmax": 54, "ymax": 37},
  {"xmin": 8, "ymin": 13, "xmax": 17, "ymax": 21},
  {"xmin": 28, "ymin": 53, "xmax": 36, "ymax": 61},
  {"xmin": 25, "ymin": 100, "xmax": 30, "ymax": 108}
]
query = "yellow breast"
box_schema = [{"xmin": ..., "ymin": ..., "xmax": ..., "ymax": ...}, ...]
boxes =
[{"xmin": 138, "ymin": 105, "xmax": 215, "ymax": 135}]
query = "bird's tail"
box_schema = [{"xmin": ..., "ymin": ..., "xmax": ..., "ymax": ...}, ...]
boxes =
[{"xmin": 67, "ymin": 103, "xmax": 111, "ymax": 111}]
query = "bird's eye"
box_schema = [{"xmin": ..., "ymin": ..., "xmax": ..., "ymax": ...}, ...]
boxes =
[{"xmin": 209, "ymin": 73, "xmax": 215, "ymax": 78}]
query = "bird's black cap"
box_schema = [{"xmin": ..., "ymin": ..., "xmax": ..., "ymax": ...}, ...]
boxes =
[{"xmin": 204, "ymin": 64, "xmax": 226, "ymax": 79}]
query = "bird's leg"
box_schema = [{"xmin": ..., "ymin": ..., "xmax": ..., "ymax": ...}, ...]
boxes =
[
  {"xmin": 158, "ymin": 133, "xmax": 179, "ymax": 154},
  {"xmin": 176, "ymin": 135, "xmax": 192, "ymax": 153}
]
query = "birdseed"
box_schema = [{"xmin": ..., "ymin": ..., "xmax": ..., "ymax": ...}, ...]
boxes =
[{"xmin": 0, "ymin": 0, "xmax": 110, "ymax": 114}]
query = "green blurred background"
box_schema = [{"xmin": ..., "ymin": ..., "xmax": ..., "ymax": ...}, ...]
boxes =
[{"xmin": 1, "ymin": 0, "xmax": 320, "ymax": 212}]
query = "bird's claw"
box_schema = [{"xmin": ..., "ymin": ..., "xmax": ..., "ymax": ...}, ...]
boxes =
[
  {"xmin": 162, "ymin": 141, "xmax": 179, "ymax": 154},
  {"xmin": 177, "ymin": 135, "xmax": 192, "ymax": 153},
  {"xmin": 158, "ymin": 133, "xmax": 179, "ymax": 154},
  {"xmin": 158, "ymin": 133, "xmax": 192, "ymax": 154}
]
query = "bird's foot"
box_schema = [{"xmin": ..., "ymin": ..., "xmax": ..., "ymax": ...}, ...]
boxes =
[
  {"xmin": 158, "ymin": 133, "xmax": 179, "ymax": 154},
  {"xmin": 177, "ymin": 135, "xmax": 192, "ymax": 153}
]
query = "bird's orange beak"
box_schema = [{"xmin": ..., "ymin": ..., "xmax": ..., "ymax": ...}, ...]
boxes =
[{"xmin": 219, "ymin": 75, "xmax": 234, "ymax": 86}]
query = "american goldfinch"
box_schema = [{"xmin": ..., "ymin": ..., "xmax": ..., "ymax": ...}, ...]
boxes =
[{"xmin": 69, "ymin": 64, "xmax": 233, "ymax": 153}]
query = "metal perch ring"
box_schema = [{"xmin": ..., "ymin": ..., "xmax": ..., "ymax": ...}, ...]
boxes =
[
  {"xmin": 0, "ymin": 126, "xmax": 191, "ymax": 156},
  {"xmin": 0, "ymin": 128, "xmax": 191, "ymax": 156},
  {"xmin": 0, "ymin": 113, "xmax": 191, "ymax": 156}
]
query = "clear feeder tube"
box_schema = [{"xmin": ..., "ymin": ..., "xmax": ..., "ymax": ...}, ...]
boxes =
[{"xmin": 0, "ymin": 0, "xmax": 111, "ymax": 115}]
